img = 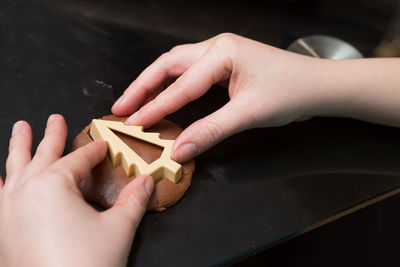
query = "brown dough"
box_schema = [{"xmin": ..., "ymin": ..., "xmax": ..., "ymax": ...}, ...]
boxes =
[{"xmin": 71, "ymin": 115, "xmax": 195, "ymax": 212}]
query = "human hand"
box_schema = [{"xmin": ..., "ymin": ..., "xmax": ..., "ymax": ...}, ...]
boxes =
[
  {"xmin": 0, "ymin": 114, "xmax": 154, "ymax": 267},
  {"xmin": 112, "ymin": 33, "xmax": 330, "ymax": 162}
]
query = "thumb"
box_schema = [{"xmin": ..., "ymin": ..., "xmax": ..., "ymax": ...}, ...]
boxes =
[
  {"xmin": 103, "ymin": 175, "xmax": 154, "ymax": 232},
  {"xmin": 172, "ymin": 99, "xmax": 249, "ymax": 163}
]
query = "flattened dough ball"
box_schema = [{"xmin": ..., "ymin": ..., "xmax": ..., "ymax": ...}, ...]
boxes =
[{"xmin": 71, "ymin": 115, "xmax": 195, "ymax": 212}]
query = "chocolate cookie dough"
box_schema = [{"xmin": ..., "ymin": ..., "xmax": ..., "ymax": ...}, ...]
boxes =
[{"xmin": 71, "ymin": 115, "xmax": 195, "ymax": 212}]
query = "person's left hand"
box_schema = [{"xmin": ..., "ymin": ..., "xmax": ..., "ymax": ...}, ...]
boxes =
[{"xmin": 0, "ymin": 114, "xmax": 154, "ymax": 267}]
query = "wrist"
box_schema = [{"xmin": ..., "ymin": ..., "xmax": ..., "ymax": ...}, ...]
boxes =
[
  {"xmin": 310, "ymin": 58, "xmax": 400, "ymax": 127},
  {"xmin": 286, "ymin": 56, "xmax": 338, "ymax": 120},
  {"xmin": 299, "ymin": 58, "xmax": 369, "ymax": 120}
]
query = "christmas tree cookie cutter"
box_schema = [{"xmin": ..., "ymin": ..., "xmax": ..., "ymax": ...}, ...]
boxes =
[{"xmin": 90, "ymin": 119, "xmax": 182, "ymax": 183}]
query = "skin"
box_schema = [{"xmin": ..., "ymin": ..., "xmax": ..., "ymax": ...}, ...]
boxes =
[
  {"xmin": 112, "ymin": 33, "xmax": 400, "ymax": 163},
  {"xmin": 0, "ymin": 114, "xmax": 154, "ymax": 267},
  {"xmin": 1, "ymin": 33, "xmax": 400, "ymax": 266}
]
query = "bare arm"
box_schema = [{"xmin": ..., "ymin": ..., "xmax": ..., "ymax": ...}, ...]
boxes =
[
  {"xmin": 112, "ymin": 33, "xmax": 400, "ymax": 162},
  {"xmin": 315, "ymin": 58, "xmax": 400, "ymax": 127}
]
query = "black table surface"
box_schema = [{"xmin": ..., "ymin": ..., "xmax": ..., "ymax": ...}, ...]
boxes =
[{"xmin": 1, "ymin": 1, "xmax": 400, "ymax": 266}]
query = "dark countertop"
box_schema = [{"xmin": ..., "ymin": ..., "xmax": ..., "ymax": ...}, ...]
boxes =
[{"xmin": 1, "ymin": 1, "xmax": 400, "ymax": 266}]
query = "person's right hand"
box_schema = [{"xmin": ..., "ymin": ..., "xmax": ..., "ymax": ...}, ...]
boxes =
[{"xmin": 111, "ymin": 33, "xmax": 337, "ymax": 162}]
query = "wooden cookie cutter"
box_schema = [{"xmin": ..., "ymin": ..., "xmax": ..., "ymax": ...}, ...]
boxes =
[{"xmin": 90, "ymin": 119, "xmax": 182, "ymax": 183}]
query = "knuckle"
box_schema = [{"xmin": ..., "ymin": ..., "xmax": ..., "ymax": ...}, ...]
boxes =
[
  {"xmin": 157, "ymin": 52, "xmax": 175, "ymax": 71},
  {"xmin": 181, "ymin": 90, "xmax": 195, "ymax": 104},
  {"xmin": 169, "ymin": 79, "xmax": 196, "ymax": 104},
  {"xmin": 80, "ymin": 147, "xmax": 95, "ymax": 166},
  {"xmin": 8, "ymin": 138, "xmax": 17, "ymax": 153},
  {"xmin": 157, "ymin": 52, "xmax": 171, "ymax": 64},
  {"xmin": 172, "ymin": 77, "xmax": 185, "ymax": 91},
  {"xmin": 214, "ymin": 33, "xmax": 238, "ymax": 48},
  {"xmin": 45, "ymin": 123, "xmax": 64, "ymax": 136},
  {"xmin": 46, "ymin": 167, "xmax": 65, "ymax": 179},
  {"xmin": 217, "ymin": 32, "xmax": 237, "ymax": 39},
  {"xmin": 8, "ymin": 135, "xmax": 26, "ymax": 153},
  {"xmin": 130, "ymin": 194, "xmax": 147, "ymax": 211},
  {"xmin": 75, "ymin": 143, "xmax": 96, "ymax": 164},
  {"xmin": 172, "ymin": 78, "xmax": 188, "ymax": 96},
  {"xmin": 180, "ymin": 88, "xmax": 198, "ymax": 104},
  {"xmin": 154, "ymin": 97, "xmax": 170, "ymax": 115},
  {"xmin": 45, "ymin": 167, "xmax": 75, "ymax": 185},
  {"xmin": 34, "ymin": 145, "xmax": 46, "ymax": 158},
  {"xmin": 211, "ymin": 33, "xmax": 239, "ymax": 60},
  {"xmin": 170, "ymin": 44, "xmax": 185, "ymax": 52},
  {"xmin": 201, "ymin": 118, "xmax": 224, "ymax": 146}
]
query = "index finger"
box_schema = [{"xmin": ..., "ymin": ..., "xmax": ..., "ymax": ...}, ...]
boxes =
[
  {"xmin": 49, "ymin": 141, "xmax": 107, "ymax": 185},
  {"xmin": 125, "ymin": 44, "xmax": 232, "ymax": 128},
  {"xmin": 112, "ymin": 43, "xmax": 205, "ymax": 116}
]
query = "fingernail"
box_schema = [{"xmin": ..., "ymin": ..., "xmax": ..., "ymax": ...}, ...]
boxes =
[
  {"xmin": 12, "ymin": 121, "xmax": 23, "ymax": 137},
  {"xmin": 125, "ymin": 110, "xmax": 139, "ymax": 125},
  {"xmin": 144, "ymin": 176, "xmax": 154, "ymax": 196},
  {"xmin": 173, "ymin": 143, "xmax": 198, "ymax": 162},
  {"xmin": 112, "ymin": 94, "xmax": 125, "ymax": 110},
  {"xmin": 47, "ymin": 114, "xmax": 57, "ymax": 126}
]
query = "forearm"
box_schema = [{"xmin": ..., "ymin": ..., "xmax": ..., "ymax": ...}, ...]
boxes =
[
  {"xmin": 314, "ymin": 58, "xmax": 400, "ymax": 127},
  {"xmin": 112, "ymin": 33, "xmax": 400, "ymax": 162}
]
